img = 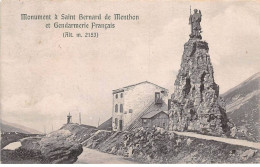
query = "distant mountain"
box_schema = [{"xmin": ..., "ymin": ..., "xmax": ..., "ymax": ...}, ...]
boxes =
[
  {"xmin": 222, "ymin": 72, "xmax": 260, "ymax": 141},
  {"xmin": 1, "ymin": 120, "xmax": 41, "ymax": 134}
]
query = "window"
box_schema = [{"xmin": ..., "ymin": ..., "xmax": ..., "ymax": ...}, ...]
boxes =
[
  {"xmin": 163, "ymin": 123, "xmax": 166, "ymax": 127},
  {"xmin": 115, "ymin": 118, "xmax": 118, "ymax": 128},
  {"xmin": 120, "ymin": 93, "xmax": 123, "ymax": 98},
  {"xmin": 115, "ymin": 104, "xmax": 118, "ymax": 112},
  {"xmin": 129, "ymin": 109, "xmax": 133, "ymax": 113},
  {"xmin": 115, "ymin": 94, "xmax": 118, "ymax": 99},
  {"xmin": 120, "ymin": 104, "xmax": 123, "ymax": 113}
]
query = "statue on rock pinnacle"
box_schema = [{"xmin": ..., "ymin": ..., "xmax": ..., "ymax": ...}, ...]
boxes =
[
  {"xmin": 189, "ymin": 7, "xmax": 202, "ymax": 39},
  {"xmin": 168, "ymin": 8, "xmax": 232, "ymax": 136}
]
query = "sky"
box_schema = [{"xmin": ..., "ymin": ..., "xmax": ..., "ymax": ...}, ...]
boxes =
[{"xmin": 1, "ymin": 0, "xmax": 260, "ymax": 133}]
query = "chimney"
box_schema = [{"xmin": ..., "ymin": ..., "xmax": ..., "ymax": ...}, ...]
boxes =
[
  {"xmin": 168, "ymin": 99, "xmax": 172, "ymax": 110},
  {"xmin": 155, "ymin": 92, "xmax": 162, "ymax": 104}
]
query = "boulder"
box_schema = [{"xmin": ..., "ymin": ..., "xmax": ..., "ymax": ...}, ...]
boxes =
[
  {"xmin": 240, "ymin": 149, "xmax": 257, "ymax": 161},
  {"xmin": 40, "ymin": 130, "xmax": 83, "ymax": 163},
  {"xmin": 230, "ymin": 127, "xmax": 237, "ymax": 138},
  {"xmin": 20, "ymin": 137, "xmax": 42, "ymax": 150},
  {"xmin": 21, "ymin": 129, "xmax": 83, "ymax": 164},
  {"xmin": 186, "ymin": 138, "xmax": 193, "ymax": 146}
]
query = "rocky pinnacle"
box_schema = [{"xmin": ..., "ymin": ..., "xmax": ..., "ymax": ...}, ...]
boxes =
[{"xmin": 169, "ymin": 38, "xmax": 231, "ymax": 136}]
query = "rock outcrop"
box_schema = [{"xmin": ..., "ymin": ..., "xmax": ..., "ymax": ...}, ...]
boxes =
[
  {"xmin": 20, "ymin": 129, "xmax": 83, "ymax": 163},
  {"xmin": 169, "ymin": 38, "xmax": 230, "ymax": 136}
]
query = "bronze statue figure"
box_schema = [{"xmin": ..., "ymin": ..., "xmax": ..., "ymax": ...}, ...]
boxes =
[{"xmin": 189, "ymin": 8, "xmax": 202, "ymax": 39}]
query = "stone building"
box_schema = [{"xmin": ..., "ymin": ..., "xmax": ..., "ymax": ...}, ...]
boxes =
[
  {"xmin": 112, "ymin": 81, "xmax": 168, "ymax": 131},
  {"xmin": 141, "ymin": 110, "xmax": 169, "ymax": 129}
]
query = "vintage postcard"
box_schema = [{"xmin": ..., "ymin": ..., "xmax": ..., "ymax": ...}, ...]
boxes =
[{"xmin": 1, "ymin": 0, "xmax": 260, "ymax": 164}]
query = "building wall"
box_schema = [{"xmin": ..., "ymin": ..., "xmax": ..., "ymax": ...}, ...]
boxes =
[
  {"xmin": 142, "ymin": 119, "xmax": 152, "ymax": 128},
  {"xmin": 112, "ymin": 91, "xmax": 124, "ymax": 131},
  {"xmin": 142, "ymin": 112, "xmax": 169, "ymax": 129},
  {"xmin": 112, "ymin": 82, "xmax": 168, "ymax": 131},
  {"xmin": 151, "ymin": 112, "xmax": 169, "ymax": 129}
]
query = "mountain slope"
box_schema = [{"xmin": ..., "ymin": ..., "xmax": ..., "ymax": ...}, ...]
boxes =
[
  {"xmin": 222, "ymin": 72, "xmax": 260, "ymax": 141},
  {"xmin": 1, "ymin": 120, "xmax": 41, "ymax": 134}
]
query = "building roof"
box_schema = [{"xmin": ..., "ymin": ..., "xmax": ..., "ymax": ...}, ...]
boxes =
[
  {"xmin": 141, "ymin": 110, "xmax": 168, "ymax": 119},
  {"xmin": 113, "ymin": 81, "xmax": 168, "ymax": 93},
  {"xmin": 98, "ymin": 117, "xmax": 112, "ymax": 131}
]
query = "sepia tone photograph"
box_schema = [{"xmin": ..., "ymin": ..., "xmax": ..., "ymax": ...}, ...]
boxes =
[{"xmin": 0, "ymin": 0, "xmax": 260, "ymax": 164}]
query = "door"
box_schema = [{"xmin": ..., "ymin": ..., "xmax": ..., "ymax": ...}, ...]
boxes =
[{"xmin": 119, "ymin": 120, "xmax": 123, "ymax": 131}]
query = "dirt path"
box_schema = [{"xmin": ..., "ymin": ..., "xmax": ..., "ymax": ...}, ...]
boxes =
[
  {"xmin": 172, "ymin": 131, "xmax": 260, "ymax": 150},
  {"xmin": 76, "ymin": 147, "xmax": 137, "ymax": 164}
]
